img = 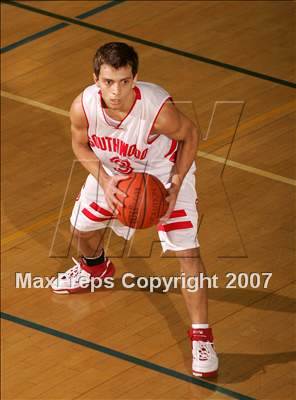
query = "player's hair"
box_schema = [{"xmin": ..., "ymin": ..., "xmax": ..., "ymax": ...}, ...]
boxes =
[{"xmin": 93, "ymin": 42, "xmax": 139, "ymax": 78}]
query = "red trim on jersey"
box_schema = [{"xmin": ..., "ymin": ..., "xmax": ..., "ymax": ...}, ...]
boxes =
[
  {"xmin": 82, "ymin": 208, "xmax": 114, "ymax": 222},
  {"xmin": 90, "ymin": 202, "xmax": 113, "ymax": 217},
  {"xmin": 164, "ymin": 139, "xmax": 178, "ymax": 159},
  {"xmin": 81, "ymin": 90, "xmax": 89, "ymax": 129},
  {"xmin": 99, "ymin": 86, "xmax": 141, "ymax": 130},
  {"xmin": 147, "ymin": 96, "xmax": 173, "ymax": 144},
  {"xmin": 157, "ymin": 221, "xmax": 193, "ymax": 232},
  {"xmin": 169, "ymin": 209, "xmax": 187, "ymax": 219},
  {"xmin": 134, "ymin": 86, "xmax": 141, "ymax": 99}
]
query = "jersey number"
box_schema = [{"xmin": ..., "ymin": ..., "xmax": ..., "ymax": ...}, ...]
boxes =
[{"xmin": 110, "ymin": 157, "xmax": 133, "ymax": 174}]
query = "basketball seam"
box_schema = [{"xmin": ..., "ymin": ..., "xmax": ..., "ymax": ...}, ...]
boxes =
[
  {"xmin": 153, "ymin": 176, "xmax": 168, "ymax": 218},
  {"xmin": 153, "ymin": 175, "xmax": 166, "ymax": 197},
  {"xmin": 133, "ymin": 173, "xmax": 145, "ymax": 229},
  {"xmin": 121, "ymin": 173, "xmax": 135, "ymax": 227},
  {"xmin": 129, "ymin": 173, "xmax": 143, "ymax": 228},
  {"xmin": 157, "ymin": 180, "xmax": 164, "ymax": 219},
  {"xmin": 159, "ymin": 178, "xmax": 168, "ymax": 217}
]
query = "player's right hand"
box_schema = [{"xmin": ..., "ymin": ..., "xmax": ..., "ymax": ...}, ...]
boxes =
[{"xmin": 101, "ymin": 175, "xmax": 129, "ymax": 214}]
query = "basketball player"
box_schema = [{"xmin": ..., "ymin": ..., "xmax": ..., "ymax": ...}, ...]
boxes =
[{"xmin": 51, "ymin": 42, "xmax": 218, "ymax": 378}]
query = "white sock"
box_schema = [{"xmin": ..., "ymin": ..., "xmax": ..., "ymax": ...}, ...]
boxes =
[{"xmin": 192, "ymin": 323, "xmax": 209, "ymax": 329}]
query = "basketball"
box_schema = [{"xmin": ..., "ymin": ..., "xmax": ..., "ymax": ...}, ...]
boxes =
[{"xmin": 117, "ymin": 172, "xmax": 169, "ymax": 229}]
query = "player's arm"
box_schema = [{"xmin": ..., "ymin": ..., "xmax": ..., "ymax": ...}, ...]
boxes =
[
  {"xmin": 154, "ymin": 101, "xmax": 199, "ymax": 185},
  {"xmin": 70, "ymin": 94, "xmax": 110, "ymax": 186},
  {"xmin": 70, "ymin": 94, "xmax": 127, "ymax": 211},
  {"xmin": 153, "ymin": 102, "xmax": 200, "ymax": 221}
]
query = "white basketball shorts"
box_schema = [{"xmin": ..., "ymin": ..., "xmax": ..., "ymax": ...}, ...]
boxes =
[{"xmin": 70, "ymin": 173, "xmax": 199, "ymax": 252}]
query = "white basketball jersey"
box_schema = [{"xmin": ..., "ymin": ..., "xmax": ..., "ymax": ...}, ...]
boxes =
[{"xmin": 82, "ymin": 81, "xmax": 195, "ymax": 184}]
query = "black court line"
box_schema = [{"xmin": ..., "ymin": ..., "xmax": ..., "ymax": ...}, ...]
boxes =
[
  {"xmin": 3, "ymin": 0, "xmax": 295, "ymax": 89},
  {"xmin": 1, "ymin": 311, "xmax": 256, "ymax": 400},
  {"xmin": 0, "ymin": 0, "xmax": 125, "ymax": 53}
]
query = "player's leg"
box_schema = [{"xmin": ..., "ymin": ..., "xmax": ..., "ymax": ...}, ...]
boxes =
[
  {"xmin": 51, "ymin": 175, "xmax": 116, "ymax": 294},
  {"xmin": 176, "ymin": 247, "xmax": 218, "ymax": 377},
  {"xmin": 51, "ymin": 226, "xmax": 115, "ymax": 294},
  {"xmin": 71, "ymin": 225, "xmax": 104, "ymax": 258},
  {"xmin": 176, "ymin": 247, "xmax": 208, "ymax": 324},
  {"xmin": 51, "ymin": 174, "xmax": 135, "ymax": 294},
  {"xmin": 157, "ymin": 174, "xmax": 218, "ymax": 377}
]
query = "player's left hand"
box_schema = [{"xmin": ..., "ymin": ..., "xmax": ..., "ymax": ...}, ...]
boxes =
[{"xmin": 159, "ymin": 179, "xmax": 181, "ymax": 223}]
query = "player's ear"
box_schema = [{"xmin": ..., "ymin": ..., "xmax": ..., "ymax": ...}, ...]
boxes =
[
  {"xmin": 132, "ymin": 74, "xmax": 138, "ymax": 88},
  {"xmin": 93, "ymin": 73, "xmax": 100, "ymax": 86}
]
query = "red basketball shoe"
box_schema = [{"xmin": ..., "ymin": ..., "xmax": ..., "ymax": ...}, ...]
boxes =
[
  {"xmin": 188, "ymin": 328, "xmax": 219, "ymax": 378},
  {"xmin": 51, "ymin": 257, "xmax": 115, "ymax": 294}
]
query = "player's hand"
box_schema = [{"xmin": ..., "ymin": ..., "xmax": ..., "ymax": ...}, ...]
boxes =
[
  {"xmin": 101, "ymin": 174, "xmax": 130, "ymax": 214},
  {"xmin": 159, "ymin": 181, "xmax": 181, "ymax": 223}
]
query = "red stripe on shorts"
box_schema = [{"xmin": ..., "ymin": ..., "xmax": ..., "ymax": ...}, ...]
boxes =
[
  {"xmin": 157, "ymin": 221, "xmax": 193, "ymax": 232},
  {"xmin": 169, "ymin": 209, "xmax": 187, "ymax": 219},
  {"xmin": 82, "ymin": 208, "xmax": 113, "ymax": 222},
  {"xmin": 89, "ymin": 202, "xmax": 113, "ymax": 216}
]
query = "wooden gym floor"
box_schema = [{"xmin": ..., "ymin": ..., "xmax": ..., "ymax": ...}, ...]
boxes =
[{"xmin": 1, "ymin": 1, "xmax": 295, "ymax": 399}]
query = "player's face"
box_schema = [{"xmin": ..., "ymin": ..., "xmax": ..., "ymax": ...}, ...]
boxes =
[{"xmin": 94, "ymin": 64, "xmax": 137, "ymax": 110}]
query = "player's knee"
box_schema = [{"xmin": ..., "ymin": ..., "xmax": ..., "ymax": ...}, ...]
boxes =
[
  {"xmin": 176, "ymin": 247, "xmax": 204, "ymax": 273},
  {"xmin": 70, "ymin": 226, "xmax": 92, "ymax": 240},
  {"xmin": 176, "ymin": 247, "xmax": 200, "ymax": 260}
]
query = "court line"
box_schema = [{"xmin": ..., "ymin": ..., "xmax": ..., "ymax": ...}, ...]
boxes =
[
  {"xmin": 1, "ymin": 90, "xmax": 69, "ymax": 117},
  {"xmin": 0, "ymin": 311, "xmax": 255, "ymax": 400},
  {"xmin": 0, "ymin": 1, "xmax": 125, "ymax": 53},
  {"xmin": 201, "ymin": 100, "xmax": 295, "ymax": 151},
  {"xmin": 3, "ymin": 0, "xmax": 295, "ymax": 89},
  {"xmin": 198, "ymin": 151, "xmax": 296, "ymax": 187},
  {"xmin": 2, "ymin": 90, "xmax": 295, "ymax": 187}
]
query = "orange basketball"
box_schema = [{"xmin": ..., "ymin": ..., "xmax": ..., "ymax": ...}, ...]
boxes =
[{"xmin": 117, "ymin": 172, "xmax": 169, "ymax": 229}]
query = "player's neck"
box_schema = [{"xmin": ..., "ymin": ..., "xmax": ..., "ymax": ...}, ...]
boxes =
[{"xmin": 104, "ymin": 89, "xmax": 136, "ymax": 120}]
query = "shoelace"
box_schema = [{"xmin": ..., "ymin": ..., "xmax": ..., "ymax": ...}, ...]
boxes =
[
  {"xmin": 193, "ymin": 341, "xmax": 213, "ymax": 361},
  {"xmin": 61, "ymin": 258, "xmax": 85, "ymax": 280}
]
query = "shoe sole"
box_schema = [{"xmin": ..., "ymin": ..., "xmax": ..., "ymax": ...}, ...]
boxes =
[
  {"xmin": 192, "ymin": 370, "xmax": 218, "ymax": 378},
  {"xmin": 52, "ymin": 264, "xmax": 115, "ymax": 294}
]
